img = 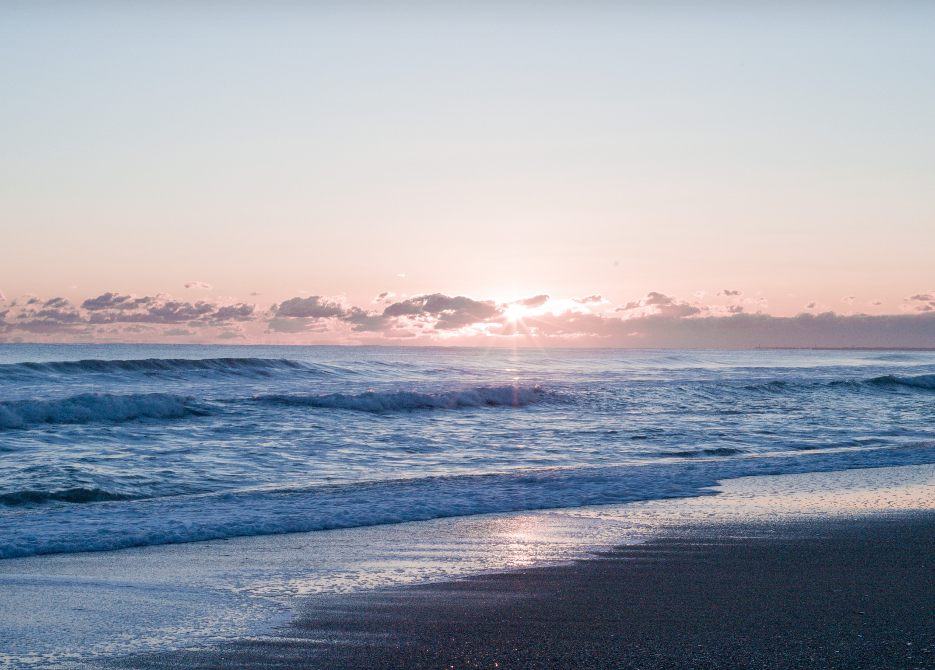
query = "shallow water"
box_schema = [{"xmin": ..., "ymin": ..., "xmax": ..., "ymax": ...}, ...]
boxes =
[{"xmin": 2, "ymin": 463, "xmax": 934, "ymax": 669}]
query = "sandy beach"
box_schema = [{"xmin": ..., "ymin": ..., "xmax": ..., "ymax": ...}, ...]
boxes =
[{"xmin": 90, "ymin": 466, "xmax": 935, "ymax": 670}]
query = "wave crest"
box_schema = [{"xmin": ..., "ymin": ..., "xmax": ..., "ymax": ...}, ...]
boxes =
[
  {"xmin": 868, "ymin": 374, "xmax": 935, "ymax": 391},
  {"xmin": 0, "ymin": 393, "xmax": 202, "ymax": 430},
  {"xmin": 256, "ymin": 385, "xmax": 549, "ymax": 412},
  {"xmin": 0, "ymin": 357, "xmax": 311, "ymax": 379}
]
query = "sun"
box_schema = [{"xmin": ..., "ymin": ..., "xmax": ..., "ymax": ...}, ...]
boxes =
[{"xmin": 503, "ymin": 303, "xmax": 526, "ymax": 322}]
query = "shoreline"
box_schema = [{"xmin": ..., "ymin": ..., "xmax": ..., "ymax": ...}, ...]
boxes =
[
  {"xmin": 97, "ymin": 509, "xmax": 935, "ymax": 669},
  {"xmin": 79, "ymin": 464, "xmax": 935, "ymax": 670}
]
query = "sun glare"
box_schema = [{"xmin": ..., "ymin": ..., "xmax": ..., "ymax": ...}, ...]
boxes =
[{"xmin": 504, "ymin": 304, "xmax": 526, "ymax": 322}]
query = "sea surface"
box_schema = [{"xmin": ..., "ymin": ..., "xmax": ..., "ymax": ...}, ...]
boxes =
[{"xmin": 2, "ymin": 344, "xmax": 935, "ymax": 561}]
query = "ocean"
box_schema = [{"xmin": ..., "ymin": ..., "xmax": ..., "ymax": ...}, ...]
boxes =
[{"xmin": 2, "ymin": 344, "xmax": 934, "ymax": 561}]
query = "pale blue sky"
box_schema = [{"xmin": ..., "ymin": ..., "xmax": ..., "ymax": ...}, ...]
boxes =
[{"xmin": 1, "ymin": 2, "xmax": 933, "ymax": 331}]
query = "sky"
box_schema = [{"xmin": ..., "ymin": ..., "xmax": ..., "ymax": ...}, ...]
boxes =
[{"xmin": 1, "ymin": 2, "xmax": 933, "ymax": 347}]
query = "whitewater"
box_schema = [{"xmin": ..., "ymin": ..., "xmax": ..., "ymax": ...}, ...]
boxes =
[{"xmin": 1, "ymin": 344, "xmax": 935, "ymax": 560}]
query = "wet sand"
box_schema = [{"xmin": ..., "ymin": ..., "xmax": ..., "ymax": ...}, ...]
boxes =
[{"xmin": 104, "ymin": 510, "xmax": 935, "ymax": 670}]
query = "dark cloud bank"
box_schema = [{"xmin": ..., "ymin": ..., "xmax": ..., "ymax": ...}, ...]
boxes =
[{"xmin": 1, "ymin": 290, "xmax": 934, "ymax": 349}]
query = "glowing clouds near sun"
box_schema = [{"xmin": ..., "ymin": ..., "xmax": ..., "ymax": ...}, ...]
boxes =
[{"xmin": 1, "ymin": 288, "xmax": 935, "ymax": 348}]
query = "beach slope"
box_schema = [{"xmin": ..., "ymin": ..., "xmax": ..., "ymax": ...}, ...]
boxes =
[{"xmin": 104, "ymin": 511, "xmax": 935, "ymax": 670}]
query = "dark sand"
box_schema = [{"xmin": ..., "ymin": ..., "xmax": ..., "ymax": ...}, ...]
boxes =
[{"xmin": 105, "ymin": 512, "xmax": 935, "ymax": 670}]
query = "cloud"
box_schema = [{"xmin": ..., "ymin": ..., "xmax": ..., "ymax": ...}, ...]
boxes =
[
  {"xmin": 805, "ymin": 301, "xmax": 824, "ymax": 310},
  {"xmin": 7, "ymin": 285, "xmax": 935, "ymax": 349},
  {"xmin": 383, "ymin": 293, "xmax": 501, "ymax": 330},
  {"xmin": 614, "ymin": 292, "xmax": 702, "ymax": 319},
  {"xmin": 82, "ymin": 293, "xmax": 154, "ymax": 311},
  {"xmin": 1, "ymin": 292, "xmax": 256, "ymax": 336},
  {"xmin": 210, "ymin": 304, "xmax": 255, "ymax": 322},
  {"xmin": 515, "ymin": 294, "xmax": 550, "ymax": 308},
  {"xmin": 0, "ymin": 297, "xmax": 87, "ymax": 335},
  {"xmin": 342, "ymin": 307, "xmax": 388, "ymax": 332},
  {"xmin": 267, "ymin": 317, "xmax": 316, "ymax": 333},
  {"xmin": 268, "ymin": 295, "xmax": 390, "ymax": 333},
  {"xmin": 709, "ymin": 304, "xmax": 745, "ymax": 314},
  {"xmin": 373, "ymin": 291, "xmax": 396, "ymax": 303},
  {"xmin": 841, "ymin": 296, "xmax": 856, "ymax": 304},
  {"xmin": 185, "ymin": 282, "xmax": 212, "ymax": 290},
  {"xmin": 902, "ymin": 291, "xmax": 935, "ymax": 312},
  {"xmin": 868, "ymin": 299, "xmax": 883, "ymax": 306},
  {"xmin": 0, "ymin": 291, "xmax": 5, "ymax": 302},
  {"xmin": 719, "ymin": 289, "xmax": 743, "ymax": 296},
  {"xmin": 397, "ymin": 273, "xmax": 405, "ymax": 278},
  {"xmin": 275, "ymin": 296, "xmax": 345, "ymax": 319},
  {"xmin": 902, "ymin": 303, "xmax": 935, "ymax": 313}
]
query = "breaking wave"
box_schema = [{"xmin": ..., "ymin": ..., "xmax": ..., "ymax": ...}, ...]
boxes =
[
  {"xmin": 0, "ymin": 393, "xmax": 203, "ymax": 430},
  {"xmin": 255, "ymin": 385, "xmax": 550, "ymax": 412}
]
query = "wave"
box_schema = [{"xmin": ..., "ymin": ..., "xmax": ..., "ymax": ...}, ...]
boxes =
[
  {"xmin": 0, "ymin": 487, "xmax": 133, "ymax": 507},
  {"xmin": 0, "ymin": 357, "xmax": 312, "ymax": 380},
  {"xmin": 868, "ymin": 374, "xmax": 935, "ymax": 391},
  {"xmin": 3, "ymin": 443, "xmax": 933, "ymax": 559},
  {"xmin": 255, "ymin": 385, "xmax": 550, "ymax": 412},
  {"xmin": 0, "ymin": 393, "xmax": 203, "ymax": 430},
  {"xmin": 740, "ymin": 373, "xmax": 935, "ymax": 394}
]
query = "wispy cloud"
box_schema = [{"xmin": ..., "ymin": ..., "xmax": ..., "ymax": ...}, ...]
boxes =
[
  {"xmin": 514, "ymin": 294, "xmax": 551, "ymax": 308},
  {"xmin": 572, "ymin": 294, "xmax": 603, "ymax": 305},
  {"xmin": 901, "ymin": 291, "xmax": 935, "ymax": 313},
  {"xmin": 184, "ymin": 282, "xmax": 213, "ymax": 290}
]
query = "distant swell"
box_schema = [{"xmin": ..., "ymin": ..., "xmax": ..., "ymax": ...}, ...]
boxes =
[
  {"xmin": 0, "ymin": 393, "xmax": 202, "ymax": 429},
  {"xmin": 868, "ymin": 374, "xmax": 935, "ymax": 391},
  {"xmin": 255, "ymin": 385, "xmax": 549, "ymax": 412},
  {"xmin": 0, "ymin": 357, "xmax": 311, "ymax": 379}
]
